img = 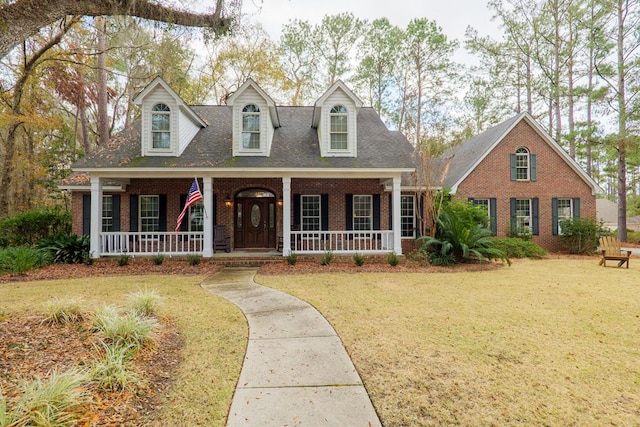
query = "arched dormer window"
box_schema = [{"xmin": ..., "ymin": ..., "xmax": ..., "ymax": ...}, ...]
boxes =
[
  {"xmin": 151, "ymin": 103, "xmax": 171, "ymax": 149},
  {"xmin": 242, "ymin": 104, "xmax": 260, "ymax": 149},
  {"xmin": 330, "ymin": 105, "xmax": 348, "ymax": 150}
]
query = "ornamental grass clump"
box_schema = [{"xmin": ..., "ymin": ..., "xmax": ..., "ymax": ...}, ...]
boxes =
[
  {"xmin": 44, "ymin": 297, "xmax": 84, "ymax": 324},
  {"xmin": 128, "ymin": 288, "xmax": 163, "ymax": 317},
  {"xmin": 353, "ymin": 252, "xmax": 366, "ymax": 267},
  {"xmin": 90, "ymin": 342, "xmax": 141, "ymax": 392},
  {"xmin": 94, "ymin": 310, "xmax": 158, "ymax": 349},
  {"xmin": 387, "ymin": 252, "xmax": 400, "ymax": 267},
  {"xmin": 320, "ymin": 251, "xmax": 333, "ymax": 266}
]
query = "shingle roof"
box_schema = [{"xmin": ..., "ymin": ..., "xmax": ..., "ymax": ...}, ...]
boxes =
[{"xmin": 72, "ymin": 106, "xmax": 415, "ymax": 171}]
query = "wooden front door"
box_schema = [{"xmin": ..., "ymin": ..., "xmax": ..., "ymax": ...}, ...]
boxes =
[{"xmin": 234, "ymin": 196, "xmax": 276, "ymax": 249}]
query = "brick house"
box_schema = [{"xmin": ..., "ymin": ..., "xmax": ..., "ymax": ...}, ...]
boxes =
[
  {"xmin": 434, "ymin": 112, "xmax": 602, "ymax": 251},
  {"xmin": 61, "ymin": 78, "xmax": 600, "ymax": 258},
  {"xmin": 61, "ymin": 77, "xmax": 418, "ymax": 258}
]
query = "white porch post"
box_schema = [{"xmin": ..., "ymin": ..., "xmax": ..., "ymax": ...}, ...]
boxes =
[
  {"xmin": 282, "ymin": 176, "xmax": 292, "ymax": 256},
  {"xmin": 89, "ymin": 176, "xmax": 103, "ymax": 258},
  {"xmin": 203, "ymin": 177, "xmax": 214, "ymax": 257},
  {"xmin": 392, "ymin": 176, "xmax": 403, "ymax": 255}
]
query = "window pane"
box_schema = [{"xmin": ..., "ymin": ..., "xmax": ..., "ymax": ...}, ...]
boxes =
[
  {"xmin": 102, "ymin": 195, "xmax": 113, "ymax": 232},
  {"xmin": 353, "ymin": 195, "xmax": 372, "ymax": 231},
  {"xmin": 140, "ymin": 196, "xmax": 159, "ymax": 232},
  {"xmin": 330, "ymin": 115, "xmax": 347, "ymax": 132},
  {"xmin": 242, "ymin": 114, "xmax": 260, "ymax": 132},
  {"xmin": 302, "ymin": 195, "xmax": 320, "ymax": 231},
  {"xmin": 152, "ymin": 113, "xmax": 170, "ymax": 131},
  {"xmin": 242, "ymin": 132, "xmax": 260, "ymax": 149},
  {"xmin": 400, "ymin": 195, "xmax": 415, "ymax": 238},
  {"xmin": 330, "ymin": 133, "xmax": 348, "ymax": 149},
  {"xmin": 516, "ymin": 199, "xmax": 531, "ymax": 233},
  {"xmin": 189, "ymin": 203, "xmax": 204, "ymax": 232},
  {"xmin": 557, "ymin": 199, "xmax": 572, "ymax": 234},
  {"xmin": 152, "ymin": 131, "xmax": 170, "ymax": 148}
]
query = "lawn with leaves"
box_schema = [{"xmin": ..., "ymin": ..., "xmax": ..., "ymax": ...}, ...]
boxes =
[
  {"xmin": 256, "ymin": 258, "xmax": 640, "ymax": 426},
  {"xmin": 0, "ymin": 275, "xmax": 246, "ymax": 426}
]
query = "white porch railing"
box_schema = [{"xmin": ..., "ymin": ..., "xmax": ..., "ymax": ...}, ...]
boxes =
[
  {"xmin": 100, "ymin": 232, "xmax": 204, "ymax": 256},
  {"xmin": 290, "ymin": 230, "xmax": 394, "ymax": 254}
]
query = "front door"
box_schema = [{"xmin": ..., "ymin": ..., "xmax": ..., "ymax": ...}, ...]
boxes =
[{"xmin": 234, "ymin": 189, "xmax": 277, "ymax": 249}]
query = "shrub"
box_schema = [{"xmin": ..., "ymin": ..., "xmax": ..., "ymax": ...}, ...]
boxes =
[
  {"xmin": 128, "ymin": 288, "xmax": 162, "ymax": 317},
  {"xmin": 95, "ymin": 312, "xmax": 158, "ymax": 349},
  {"xmin": 38, "ymin": 233, "xmax": 90, "ymax": 264},
  {"xmin": 0, "ymin": 208, "xmax": 71, "ymax": 247},
  {"xmin": 151, "ymin": 254, "xmax": 165, "ymax": 265},
  {"xmin": 286, "ymin": 251, "xmax": 298, "ymax": 266},
  {"xmin": 387, "ymin": 252, "xmax": 400, "ymax": 267},
  {"xmin": 4, "ymin": 369, "xmax": 88, "ymax": 427},
  {"xmin": 0, "ymin": 246, "xmax": 51, "ymax": 274},
  {"xmin": 320, "ymin": 251, "xmax": 333, "ymax": 266},
  {"xmin": 353, "ymin": 252, "xmax": 366, "ymax": 266},
  {"xmin": 44, "ymin": 297, "xmax": 84, "ymax": 324},
  {"xmin": 90, "ymin": 342, "xmax": 141, "ymax": 392},
  {"xmin": 493, "ymin": 238, "xmax": 547, "ymax": 259},
  {"xmin": 117, "ymin": 254, "xmax": 130, "ymax": 266},
  {"xmin": 559, "ymin": 218, "xmax": 608, "ymax": 254},
  {"xmin": 187, "ymin": 254, "xmax": 201, "ymax": 266}
]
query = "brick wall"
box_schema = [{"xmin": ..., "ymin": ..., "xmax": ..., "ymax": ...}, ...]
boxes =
[{"xmin": 455, "ymin": 120, "xmax": 596, "ymax": 251}]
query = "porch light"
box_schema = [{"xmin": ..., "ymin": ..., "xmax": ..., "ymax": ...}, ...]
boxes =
[
  {"xmin": 277, "ymin": 197, "xmax": 283, "ymax": 206},
  {"xmin": 224, "ymin": 195, "xmax": 233, "ymax": 208}
]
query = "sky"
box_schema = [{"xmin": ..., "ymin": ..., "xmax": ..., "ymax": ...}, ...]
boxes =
[{"xmin": 239, "ymin": 0, "xmax": 502, "ymax": 64}]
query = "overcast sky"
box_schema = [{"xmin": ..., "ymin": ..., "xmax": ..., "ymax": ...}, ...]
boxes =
[{"xmin": 240, "ymin": 0, "xmax": 502, "ymax": 63}]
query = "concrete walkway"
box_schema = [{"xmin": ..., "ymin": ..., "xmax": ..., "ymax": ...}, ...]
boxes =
[{"xmin": 201, "ymin": 267, "xmax": 381, "ymax": 427}]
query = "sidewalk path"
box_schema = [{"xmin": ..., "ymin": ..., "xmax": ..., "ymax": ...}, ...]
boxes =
[{"xmin": 201, "ymin": 267, "xmax": 381, "ymax": 427}]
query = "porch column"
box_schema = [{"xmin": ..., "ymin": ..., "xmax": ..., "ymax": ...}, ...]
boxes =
[
  {"xmin": 392, "ymin": 176, "xmax": 403, "ymax": 255},
  {"xmin": 282, "ymin": 176, "xmax": 292, "ymax": 256},
  {"xmin": 89, "ymin": 176, "xmax": 103, "ymax": 258},
  {"xmin": 203, "ymin": 177, "xmax": 214, "ymax": 257}
]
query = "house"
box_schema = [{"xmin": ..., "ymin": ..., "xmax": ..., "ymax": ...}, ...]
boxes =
[
  {"xmin": 434, "ymin": 112, "xmax": 602, "ymax": 251},
  {"xmin": 61, "ymin": 77, "xmax": 418, "ymax": 258}
]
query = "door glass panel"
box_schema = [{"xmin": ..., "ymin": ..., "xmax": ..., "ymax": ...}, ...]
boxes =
[
  {"xmin": 236, "ymin": 203, "xmax": 243, "ymax": 228},
  {"xmin": 269, "ymin": 203, "xmax": 275, "ymax": 228},
  {"xmin": 251, "ymin": 203, "xmax": 261, "ymax": 227}
]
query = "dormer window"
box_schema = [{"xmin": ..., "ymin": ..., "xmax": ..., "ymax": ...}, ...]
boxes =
[
  {"xmin": 151, "ymin": 103, "xmax": 171, "ymax": 149},
  {"xmin": 242, "ymin": 104, "xmax": 261, "ymax": 149},
  {"xmin": 330, "ymin": 105, "xmax": 348, "ymax": 150}
]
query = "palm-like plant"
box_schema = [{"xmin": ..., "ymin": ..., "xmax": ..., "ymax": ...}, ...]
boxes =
[{"xmin": 421, "ymin": 207, "xmax": 510, "ymax": 266}]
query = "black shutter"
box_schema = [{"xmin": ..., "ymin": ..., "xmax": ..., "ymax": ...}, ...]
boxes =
[
  {"xmin": 159, "ymin": 194, "xmax": 167, "ymax": 232},
  {"xmin": 212, "ymin": 194, "xmax": 217, "ymax": 225},
  {"xmin": 573, "ymin": 198, "xmax": 580, "ymax": 217},
  {"xmin": 510, "ymin": 198, "xmax": 516, "ymax": 232},
  {"xmin": 179, "ymin": 194, "xmax": 188, "ymax": 232},
  {"xmin": 321, "ymin": 194, "xmax": 329, "ymax": 231},
  {"xmin": 345, "ymin": 194, "xmax": 353, "ymax": 231},
  {"xmin": 532, "ymin": 197, "xmax": 539, "ymax": 235},
  {"xmin": 388, "ymin": 194, "xmax": 393, "ymax": 230},
  {"xmin": 129, "ymin": 195, "xmax": 139, "ymax": 232},
  {"xmin": 489, "ymin": 198, "xmax": 497, "ymax": 235},
  {"xmin": 510, "ymin": 154, "xmax": 517, "ymax": 181},
  {"xmin": 373, "ymin": 194, "xmax": 381, "ymax": 230},
  {"xmin": 82, "ymin": 194, "xmax": 91, "ymax": 236},
  {"xmin": 293, "ymin": 194, "xmax": 301, "ymax": 228},
  {"xmin": 112, "ymin": 195, "xmax": 121, "ymax": 232},
  {"xmin": 552, "ymin": 197, "xmax": 559, "ymax": 236},
  {"xmin": 530, "ymin": 154, "xmax": 537, "ymax": 181}
]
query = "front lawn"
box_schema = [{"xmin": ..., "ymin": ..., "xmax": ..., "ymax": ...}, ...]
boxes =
[{"xmin": 257, "ymin": 258, "xmax": 640, "ymax": 426}]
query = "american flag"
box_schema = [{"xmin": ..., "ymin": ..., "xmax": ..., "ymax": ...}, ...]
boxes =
[{"xmin": 175, "ymin": 179, "xmax": 203, "ymax": 232}]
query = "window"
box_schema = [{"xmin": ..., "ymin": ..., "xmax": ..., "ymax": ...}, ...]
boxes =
[
  {"xmin": 151, "ymin": 103, "xmax": 171, "ymax": 149},
  {"xmin": 557, "ymin": 199, "xmax": 572, "ymax": 235},
  {"xmin": 140, "ymin": 195, "xmax": 160, "ymax": 232},
  {"xmin": 515, "ymin": 198, "xmax": 531, "ymax": 233},
  {"xmin": 330, "ymin": 105, "xmax": 348, "ymax": 150},
  {"xmin": 189, "ymin": 203, "xmax": 204, "ymax": 232},
  {"xmin": 301, "ymin": 195, "xmax": 321, "ymax": 231},
  {"xmin": 242, "ymin": 104, "xmax": 260, "ymax": 149},
  {"xmin": 401, "ymin": 195, "xmax": 415, "ymax": 238},
  {"xmin": 102, "ymin": 195, "xmax": 113, "ymax": 232},
  {"xmin": 472, "ymin": 198, "xmax": 490, "ymax": 217},
  {"xmin": 515, "ymin": 147, "xmax": 529, "ymax": 180},
  {"xmin": 353, "ymin": 195, "xmax": 372, "ymax": 230}
]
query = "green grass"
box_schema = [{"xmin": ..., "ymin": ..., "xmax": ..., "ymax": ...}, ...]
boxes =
[
  {"xmin": 256, "ymin": 259, "xmax": 640, "ymax": 426},
  {"xmin": 0, "ymin": 275, "xmax": 246, "ymax": 426}
]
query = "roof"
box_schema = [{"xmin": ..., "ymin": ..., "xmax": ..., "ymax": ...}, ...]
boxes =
[
  {"xmin": 435, "ymin": 112, "xmax": 602, "ymax": 195},
  {"xmin": 72, "ymin": 106, "xmax": 415, "ymax": 172}
]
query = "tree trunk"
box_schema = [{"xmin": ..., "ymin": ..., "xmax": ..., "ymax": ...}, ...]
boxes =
[
  {"xmin": 96, "ymin": 16, "xmax": 109, "ymax": 147},
  {"xmin": 616, "ymin": 0, "xmax": 627, "ymax": 242}
]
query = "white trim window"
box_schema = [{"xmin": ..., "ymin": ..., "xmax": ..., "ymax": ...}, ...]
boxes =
[
  {"xmin": 515, "ymin": 198, "xmax": 532, "ymax": 233},
  {"xmin": 400, "ymin": 195, "xmax": 415, "ymax": 238},
  {"xmin": 102, "ymin": 195, "xmax": 113, "ymax": 232},
  {"xmin": 151, "ymin": 103, "xmax": 171, "ymax": 149},
  {"xmin": 242, "ymin": 104, "xmax": 260, "ymax": 149},
  {"xmin": 140, "ymin": 195, "xmax": 160, "ymax": 232},
  {"xmin": 515, "ymin": 147, "xmax": 530, "ymax": 180},
  {"xmin": 472, "ymin": 198, "xmax": 490, "ymax": 218},
  {"xmin": 353, "ymin": 195, "xmax": 372, "ymax": 231},
  {"xmin": 330, "ymin": 105, "xmax": 348, "ymax": 150},
  {"xmin": 557, "ymin": 198, "xmax": 572, "ymax": 235},
  {"xmin": 301, "ymin": 195, "xmax": 321, "ymax": 231},
  {"xmin": 189, "ymin": 203, "xmax": 204, "ymax": 232}
]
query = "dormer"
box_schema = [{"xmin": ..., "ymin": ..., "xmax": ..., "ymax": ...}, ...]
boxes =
[
  {"xmin": 134, "ymin": 77, "xmax": 206, "ymax": 157},
  {"xmin": 227, "ymin": 79, "xmax": 280, "ymax": 157},
  {"xmin": 312, "ymin": 80, "xmax": 363, "ymax": 158}
]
